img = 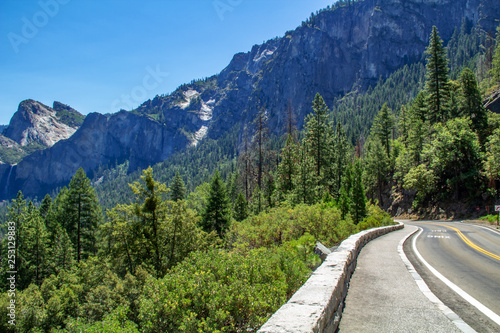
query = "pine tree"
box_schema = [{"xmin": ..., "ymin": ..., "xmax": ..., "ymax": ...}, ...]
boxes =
[
  {"xmin": 45, "ymin": 187, "xmax": 75, "ymax": 274},
  {"xmin": 397, "ymin": 105, "xmax": 409, "ymax": 143},
  {"xmin": 364, "ymin": 139, "xmax": 390, "ymax": 205},
  {"xmin": 253, "ymin": 109, "xmax": 269, "ymax": 190},
  {"xmin": 64, "ymin": 168, "xmax": 102, "ymax": 263},
  {"xmin": 276, "ymin": 134, "xmax": 299, "ymax": 198},
  {"xmin": 170, "ymin": 172, "xmax": 186, "ymax": 201},
  {"xmin": 39, "ymin": 194, "xmax": 52, "ymax": 219},
  {"xmin": 351, "ymin": 160, "xmax": 367, "ymax": 224},
  {"xmin": 202, "ymin": 170, "xmax": 231, "ymax": 237},
  {"xmin": 250, "ymin": 185, "xmax": 264, "ymax": 215},
  {"xmin": 459, "ymin": 68, "xmax": 487, "ymax": 142},
  {"xmin": 129, "ymin": 167, "xmax": 169, "ymax": 277},
  {"xmin": 407, "ymin": 92, "xmax": 428, "ymax": 165},
  {"xmin": 292, "ymin": 144, "xmax": 319, "ymax": 205},
  {"xmin": 233, "ymin": 191, "xmax": 248, "ymax": 222},
  {"xmin": 425, "ymin": 26, "xmax": 450, "ymax": 123},
  {"xmin": 22, "ymin": 202, "xmax": 49, "ymax": 287},
  {"xmin": 304, "ymin": 93, "xmax": 332, "ymax": 184},
  {"xmin": 331, "ymin": 124, "xmax": 351, "ymax": 200},
  {"xmin": 339, "ymin": 163, "xmax": 353, "ymax": 219},
  {"xmin": 490, "ymin": 25, "xmax": 500, "ymax": 84},
  {"xmin": 372, "ymin": 103, "xmax": 395, "ymax": 157}
]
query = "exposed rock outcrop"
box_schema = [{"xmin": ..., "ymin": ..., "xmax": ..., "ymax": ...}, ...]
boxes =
[{"xmin": 3, "ymin": 100, "xmax": 81, "ymax": 148}]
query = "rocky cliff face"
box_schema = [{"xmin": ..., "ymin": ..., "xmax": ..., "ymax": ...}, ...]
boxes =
[
  {"xmin": 1, "ymin": 0, "xmax": 499, "ymax": 200},
  {"xmin": 3, "ymin": 100, "xmax": 82, "ymax": 148},
  {"xmin": 2, "ymin": 111, "xmax": 189, "ymax": 198}
]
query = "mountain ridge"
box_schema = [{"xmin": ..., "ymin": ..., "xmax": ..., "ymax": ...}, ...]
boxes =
[{"xmin": 2, "ymin": 0, "xmax": 499, "ymax": 200}]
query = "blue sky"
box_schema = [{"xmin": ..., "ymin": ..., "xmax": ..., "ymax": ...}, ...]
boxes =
[{"xmin": 0, "ymin": 0, "xmax": 336, "ymax": 125}]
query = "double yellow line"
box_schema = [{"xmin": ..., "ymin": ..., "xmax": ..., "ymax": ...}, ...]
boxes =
[{"xmin": 429, "ymin": 223, "xmax": 500, "ymax": 261}]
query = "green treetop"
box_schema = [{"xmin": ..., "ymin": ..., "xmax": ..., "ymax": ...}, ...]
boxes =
[
  {"xmin": 170, "ymin": 172, "xmax": 187, "ymax": 201},
  {"xmin": 202, "ymin": 170, "xmax": 231, "ymax": 237},
  {"xmin": 63, "ymin": 168, "xmax": 102, "ymax": 263},
  {"xmin": 372, "ymin": 103, "xmax": 395, "ymax": 158}
]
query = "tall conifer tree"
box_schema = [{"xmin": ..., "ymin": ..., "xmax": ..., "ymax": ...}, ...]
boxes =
[
  {"xmin": 425, "ymin": 26, "xmax": 450, "ymax": 123},
  {"xmin": 64, "ymin": 168, "xmax": 102, "ymax": 263},
  {"xmin": 351, "ymin": 160, "xmax": 367, "ymax": 224},
  {"xmin": 202, "ymin": 171, "xmax": 231, "ymax": 237},
  {"xmin": 170, "ymin": 172, "xmax": 187, "ymax": 201},
  {"xmin": 459, "ymin": 68, "xmax": 487, "ymax": 142},
  {"xmin": 372, "ymin": 103, "xmax": 395, "ymax": 158},
  {"xmin": 305, "ymin": 93, "xmax": 332, "ymax": 181}
]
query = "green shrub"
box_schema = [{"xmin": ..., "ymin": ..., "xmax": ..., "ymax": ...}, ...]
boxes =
[
  {"xmin": 138, "ymin": 247, "xmax": 309, "ymax": 332},
  {"xmin": 228, "ymin": 203, "xmax": 357, "ymax": 249},
  {"xmin": 479, "ymin": 214, "xmax": 499, "ymax": 224}
]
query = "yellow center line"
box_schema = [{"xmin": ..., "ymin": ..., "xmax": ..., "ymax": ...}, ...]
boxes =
[{"xmin": 422, "ymin": 222, "xmax": 500, "ymax": 261}]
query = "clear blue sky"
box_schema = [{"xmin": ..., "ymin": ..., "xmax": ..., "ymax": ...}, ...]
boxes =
[{"xmin": 0, "ymin": 0, "xmax": 336, "ymax": 125}]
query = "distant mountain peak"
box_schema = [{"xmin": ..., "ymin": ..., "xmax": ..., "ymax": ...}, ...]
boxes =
[{"xmin": 3, "ymin": 99, "xmax": 81, "ymax": 148}]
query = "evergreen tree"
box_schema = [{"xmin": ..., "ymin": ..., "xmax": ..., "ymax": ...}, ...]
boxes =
[
  {"xmin": 372, "ymin": 103, "xmax": 395, "ymax": 157},
  {"xmin": 425, "ymin": 26, "xmax": 450, "ymax": 123},
  {"xmin": 170, "ymin": 172, "xmax": 186, "ymax": 201},
  {"xmin": 129, "ymin": 167, "xmax": 169, "ymax": 277},
  {"xmin": 397, "ymin": 105, "xmax": 410, "ymax": 144},
  {"xmin": 363, "ymin": 139, "xmax": 390, "ymax": 205},
  {"xmin": 490, "ymin": 25, "xmax": 500, "ymax": 84},
  {"xmin": 39, "ymin": 194, "xmax": 52, "ymax": 219},
  {"xmin": 406, "ymin": 92, "xmax": 428, "ymax": 165},
  {"xmin": 459, "ymin": 68, "xmax": 487, "ymax": 142},
  {"xmin": 304, "ymin": 93, "xmax": 332, "ymax": 185},
  {"xmin": 351, "ymin": 160, "xmax": 367, "ymax": 224},
  {"xmin": 233, "ymin": 192, "xmax": 248, "ymax": 222},
  {"xmin": 252, "ymin": 109, "xmax": 270, "ymax": 189},
  {"xmin": 64, "ymin": 168, "xmax": 102, "ymax": 263},
  {"xmin": 250, "ymin": 185, "xmax": 264, "ymax": 215},
  {"xmin": 45, "ymin": 187, "xmax": 75, "ymax": 275},
  {"xmin": 264, "ymin": 175, "xmax": 275, "ymax": 209},
  {"xmin": 331, "ymin": 124, "xmax": 350, "ymax": 200},
  {"xmin": 49, "ymin": 223, "xmax": 75, "ymax": 275},
  {"xmin": 228, "ymin": 171, "xmax": 239, "ymax": 204},
  {"xmin": 202, "ymin": 171, "xmax": 231, "ymax": 237},
  {"xmin": 276, "ymin": 134, "xmax": 299, "ymax": 199},
  {"xmin": 292, "ymin": 144, "xmax": 318, "ymax": 205},
  {"xmin": 22, "ymin": 202, "xmax": 49, "ymax": 287},
  {"xmin": 485, "ymin": 128, "xmax": 500, "ymax": 184},
  {"xmin": 339, "ymin": 163, "xmax": 353, "ymax": 219}
]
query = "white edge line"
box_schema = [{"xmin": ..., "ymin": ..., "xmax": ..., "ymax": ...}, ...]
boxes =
[
  {"xmin": 410, "ymin": 226, "xmax": 500, "ymax": 328},
  {"xmin": 458, "ymin": 221, "xmax": 500, "ymax": 236},
  {"xmin": 397, "ymin": 226, "xmax": 476, "ymax": 333}
]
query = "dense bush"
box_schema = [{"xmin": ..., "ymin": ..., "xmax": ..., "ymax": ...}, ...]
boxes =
[{"xmin": 138, "ymin": 247, "xmax": 309, "ymax": 333}]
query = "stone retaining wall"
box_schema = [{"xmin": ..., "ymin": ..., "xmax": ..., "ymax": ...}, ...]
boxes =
[{"xmin": 258, "ymin": 222, "xmax": 404, "ymax": 333}]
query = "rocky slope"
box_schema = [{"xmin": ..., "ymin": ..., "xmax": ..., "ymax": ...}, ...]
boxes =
[
  {"xmin": 1, "ymin": 0, "xmax": 499, "ymax": 200},
  {"xmin": 0, "ymin": 100, "xmax": 84, "ymax": 165},
  {"xmin": 3, "ymin": 99, "xmax": 83, "ymax": 147}
]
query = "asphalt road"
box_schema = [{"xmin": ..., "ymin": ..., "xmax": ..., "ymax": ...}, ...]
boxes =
[{"xmin": 404, "ymin": 221, "xmax": 500, "ymax": 332}]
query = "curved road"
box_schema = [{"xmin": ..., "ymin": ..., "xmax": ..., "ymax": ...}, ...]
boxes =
[{"xmin": 404, "ymin": 221, "xmax": 500, "ymax": 332}]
